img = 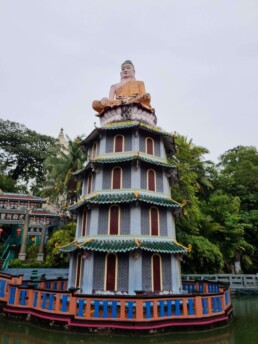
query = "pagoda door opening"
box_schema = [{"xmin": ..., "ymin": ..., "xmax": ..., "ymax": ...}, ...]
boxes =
[
  {"xmin": 105, "ymin": 253, "xmax": 117, "ymax": 291},
  {"xmin": 109, "ymin": 206, "xmax": 120, "ymax": 235},
  {"xmin": 152, "ymin": 254, "xmax": 162, "ymax": 291}
]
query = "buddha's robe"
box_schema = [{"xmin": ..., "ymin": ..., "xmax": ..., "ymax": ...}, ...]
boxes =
[{"xmin": 92, "ymin": 80, "xmax": 153, "ymax": 114}]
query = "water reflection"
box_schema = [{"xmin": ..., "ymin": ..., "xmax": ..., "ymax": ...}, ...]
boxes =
[{"xmin": 1, "ymin": 297, "xmax": 258, "ymax": 344}]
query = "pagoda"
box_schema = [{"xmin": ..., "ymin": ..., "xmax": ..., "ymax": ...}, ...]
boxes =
[
  {"xmin": 0, "ymin": 61, "xmax": 232, "ymax": 332},
  {"xmin": 63, "ymin": 60, "xmax": 189, "ymax": 294}
]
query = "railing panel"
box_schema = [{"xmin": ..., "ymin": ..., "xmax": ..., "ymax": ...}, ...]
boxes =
[
  {"xmin": 102, "ymin": 300, "xmax": 108, "ymax": 318},
  {"xmin": 159, "ymin": 300, "xmax": 165, "ymax": 317},
  {"xmin": 19, "ymin": 289, "xmax": 27, "ymax": 306},
  {"xmin": 77, "ymin": 299, "xmax": 85, "ymax": 317},
  {"xmin": 48, "ymin": 293, "xmax": 55, "ymax": 310},
  {"xmin": 111, "ymin": 301, "xmax": 118, "ymax": 318},
  {"xmin": 175, "ymin": 299, "xmax": 181, "ymax": 316},
  {"xmin": 198, "ymin": 282, "xmax": 204, "ymax": 293},
  {"xmin": 33, "ymin": 291, "xmax": 38, "ymax": 307},
  {"xmin": 8, "ymin": 287, "xmax": 16, "ymax": 305},
  {"xmin": 61, "ymin": 294, "xmax": 69, "ymax": 313},
  {"xmin": 202, "ymin": 297, "xmax": 208, "ymax": 315},
  {"xmin": 187, "ymin": 299, "xmax": 195, "ymax": 316},
  {"xmin": 0, "ymin": 280, "xmax": 6, "ymax": 298},
  {"xmin": 145, "ymin": 301, "xmax": 152, "ymax": 319},
  {"xmin": 126, "ymin": 301, "xmax": 135, "ymax": 319},
  {"xmin": 165, "ymin": 300, "xmax": 171, "ymax": 316},
  {"xmin": 93, "ymin": 300, "xmax": 100, "ymax": 318}
]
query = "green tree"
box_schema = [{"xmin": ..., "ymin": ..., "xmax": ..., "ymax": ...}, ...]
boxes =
[
  {"xmin": 200, "ymin": 190, "xmax": 252, "ymax": 272},
  {"xmin": 217, "ymin": 146, "xmax": 258, "ymax": 272},
  {"xmin": 170, "ymin": 135, "xmax": 211, "ymax": 233},
  {"xmin": 0, "ymin": 173, "xmax": 17, "ymax": 192},
  {"xmin": 0, "ymin": 119, "xmax": 56, "ymax": 191},
  {"xmin": 44, "ymin": 222, "xmax": 76, "ymax": 267},
  {"xmin": 170, "ymin": 134, "xmax": 224, "ymax": 272},
  {"xmin": 182, "ymin": 235, "xmax": 223, "ymax": 273},
  {"xmin": 42, "ymin": 136, "xmax": 87, "ymax": 210}
]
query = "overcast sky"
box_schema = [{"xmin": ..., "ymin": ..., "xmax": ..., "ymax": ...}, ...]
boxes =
[{"xmin": 0, "ymin": 0, "xmax": 257, "ymax": 162}]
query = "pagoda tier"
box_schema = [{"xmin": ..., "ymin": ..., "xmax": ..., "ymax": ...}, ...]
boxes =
[{"xmin": 63, "ymin": 107, "xmax": 189, "ymax": 295}]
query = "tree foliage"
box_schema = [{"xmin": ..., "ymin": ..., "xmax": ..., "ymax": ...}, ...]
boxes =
[
  {"xmin": 44, "ymin": 222, "xmax": 76, "ymax": 267},
  {"xmin": 217, "ymin": 146, "xmax": 258, "ymax": 272},
  {"xmin": 41, "ymin": 136, "xmax": 87, "ymax": 211},
  {"xmin": 0, "ymin": 119, "xmax": 56, "ymax": 191},
  {"xmin": 171, "ymin": 135, "xmax": 255, "ymax": 273}
]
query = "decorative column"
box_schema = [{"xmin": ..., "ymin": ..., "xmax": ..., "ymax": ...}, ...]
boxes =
[
  {"xmin": 18, "ymin": 209, "xmax": 31, "ymax": 261},
  {"xmin": 37, "ymin": 224, "xmax": 47, "ymax": 261}
]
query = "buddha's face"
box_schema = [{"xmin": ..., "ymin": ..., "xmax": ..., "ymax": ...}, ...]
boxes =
[{"xmin": 121, "ymin": 63, "xmax": 135, "ymax": 79}]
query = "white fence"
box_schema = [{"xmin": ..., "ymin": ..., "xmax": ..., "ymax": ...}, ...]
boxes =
[{"xmin": 182, "ymin": 274, "xmax": 258, "ymax": 289}]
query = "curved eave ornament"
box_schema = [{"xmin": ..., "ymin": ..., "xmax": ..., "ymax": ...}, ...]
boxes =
[
  {"xmin": 67, "ymin": 191, "xmax": 182, "ymax": 214},
  {"xmin": 79, "ymin": 121, "xmax": 175, "ymax": 154},
  {"xmin": 58, "ymin": 238, "xmax": 191, "ymax": 254}
]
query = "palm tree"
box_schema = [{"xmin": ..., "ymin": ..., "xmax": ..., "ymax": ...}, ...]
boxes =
[{"xmin": 41, "ymin": 135, "xmax": 86, "ymax": 211}]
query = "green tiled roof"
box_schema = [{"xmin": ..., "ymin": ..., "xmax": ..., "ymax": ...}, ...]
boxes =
[
  {"xmin": 0, "ymin": 193, "xmax": 45, "ymax": 202},
  {"xmin": 67, "ymin": 191, "xmax": 181, "ymax": 212},
  {"xmin": 73, "ymin": 153, "xmax": 176, "ymax": 177},
  {"xmin": 59, "ymin": 238, "xmax": 189, "ymax": 254},
  {"xmin": 80, "ymin": 121, "xmax": 175, "ymax": 150},
  {"xmin": 104, "ymin": 121, "xmax": 173, "ymax": 137},
  {"xmin": 140, "ymin": 240, "xmax": 185, "ymax": 253},
  {"xmin": 93, "ymin": 154, "xmax": 172, "ymax": 168}
]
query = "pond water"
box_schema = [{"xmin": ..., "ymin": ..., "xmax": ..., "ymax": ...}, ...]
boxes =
[{"xmin": 0, "ymin": 296, "xmax": 258, "ymax": 344}]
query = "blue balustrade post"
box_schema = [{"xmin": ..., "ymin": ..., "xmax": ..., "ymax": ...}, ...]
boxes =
[
  {"xmin": 188, "ymin": 299, "xmax": 194, "ymax": 316},
  {"xmin": 212, "ymin": 297, "xmax": 217, "ymax": 313},
  {"xmin": 167, "ymin": 300, "xmax": 172, "ymax": 316},
  {"xmin": 175, "ymin": 299, "xmax": 181, "ymax": 316},
  {"xmin": 202, "ymin": 298, "xmax": 208, "ymax": 315},
  {"xmin": 9, "ymin": 287, "xmax": 16, "ymax": 305},
  {"xmin": 93, "ymin": 300, "xmax": 100, "ymax": 318},
  {"xmin": 103, "ymin": 300, "xmax": 108, "ymax": 318},
  {"xmin": 77, "ymin": 299, "xmax": 84, "ymax": 317},
  {"xmin": 218, "ymin": 297, "xmax": 222, "ymax": 312},
  {"xmin": 145, "ymin": 301, "xmax": 152, "ymax": 319},
  {"xmin": 159, "ymin": 300, "xmax": 165, "ymax": 317},
  {"xmin": 127, "ymin": 301, "xmax": 134, "ymax": 319},
  {"xmin": 0, "ymin": 280, "xmax": 6, "ymax": 297},
  {"xmin": 20, "ymin": 290, "xmax": 27, "ymax": 306},
  {"xmin": 42, "ymin": 292, "xmax": 47, "ymax": 309},
  {"xmin": 33, "ymin": 291, "xmax": 38, "ymax": 307},
  {"xmin": 61, "ymin": 295, "xmax": 68, "ymax": 312},
  {"xmin": 48, "ymin": 293, "xmax": 55, "ymax": 311},
  {"xmin": 225, "ymin": 292, "xmax": 229, "ymax": 306},
  {"xmin": 112, "ymin": 301, "xmax": 118, "ymax": 318}
]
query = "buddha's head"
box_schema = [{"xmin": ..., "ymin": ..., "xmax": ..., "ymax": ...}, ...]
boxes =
[{"xmin": 121, "ymin": 60, "xmax": 135, "ymax": 80}]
